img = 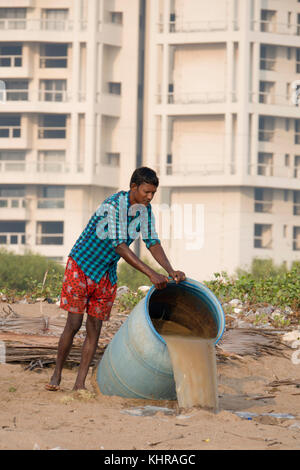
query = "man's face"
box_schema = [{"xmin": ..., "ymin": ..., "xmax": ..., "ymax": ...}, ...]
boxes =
[{"xmin": 130, "ymin": 183, "xmax": 157, "ymax": 206}]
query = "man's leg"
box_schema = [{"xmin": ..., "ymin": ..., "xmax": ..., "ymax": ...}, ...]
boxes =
[
  {"xmin": 47, "ymin": 312, "xmax": 83, "ymax": 389},
  {"xmin": 73, "ymin": 314, "xmax": 103, "ymax": 390}
]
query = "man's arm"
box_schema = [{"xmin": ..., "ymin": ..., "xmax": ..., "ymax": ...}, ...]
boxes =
[
  {"xmin": 115, "ymin": 243, "xmax": 169, "ymax": 289},
  {"xmin": 149, "ymin": 243, "xmax": 186, "ymax": 284}
]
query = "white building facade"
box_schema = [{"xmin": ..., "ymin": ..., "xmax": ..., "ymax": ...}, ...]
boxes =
[
  {"xmin": 0, "ymin": 0, "xmax": 142, "ymax": 262},
  {"xmin": 142, "ymin": 0, "xmax": 300, "ymax": 280}
]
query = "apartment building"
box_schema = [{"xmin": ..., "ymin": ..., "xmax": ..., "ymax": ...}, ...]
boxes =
[
  {"xmin": 0, "ymin": 0, "xmax": 142, "ymax": 262},
  {"xmin": 142, "ymin": 0, "xmax": 300, "ymax": 280}
]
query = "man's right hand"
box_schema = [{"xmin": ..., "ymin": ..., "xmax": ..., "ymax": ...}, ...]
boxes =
[{"xmin": 149, "ymin": 272, "xmax": 169, "ymax": 290}]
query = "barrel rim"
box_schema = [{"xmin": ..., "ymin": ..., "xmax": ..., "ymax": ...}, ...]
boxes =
[{"xmin": 144, "ymin": 277, "xmax": 225, "ymax": 345}]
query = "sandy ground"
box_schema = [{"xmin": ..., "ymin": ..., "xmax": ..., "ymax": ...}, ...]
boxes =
[{"xmin": 1, "ymin": 303, "xmax": 300, "ymax": 451}]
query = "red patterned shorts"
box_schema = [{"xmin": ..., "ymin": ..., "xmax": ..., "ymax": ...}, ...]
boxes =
[{"xmin": 60, "ymin": 257, "xmax": 117, "ymax": 321}]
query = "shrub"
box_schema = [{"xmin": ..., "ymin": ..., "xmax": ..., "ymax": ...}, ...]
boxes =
[
  {"xmin": 0, "ymin": 249, "xmax": 64, "ymax": 295},
  {"xmin": 205, "ymin": 260, "xmax": 300, "ymax": 310}
]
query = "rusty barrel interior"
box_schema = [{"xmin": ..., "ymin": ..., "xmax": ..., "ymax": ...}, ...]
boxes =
[{"xmin": 148, "ymin": 284, "xmax": 218, "ymax": 340}]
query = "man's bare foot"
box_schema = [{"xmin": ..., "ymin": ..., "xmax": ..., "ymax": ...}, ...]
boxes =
[{"xmin": 45, "ymin": 374, "xmax": 61, "ymax": 391}]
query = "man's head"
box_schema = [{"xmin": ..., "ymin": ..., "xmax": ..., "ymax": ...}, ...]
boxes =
[{"xmin": 129, "ymin": 167, "xmax": 159, "ymax": 206}]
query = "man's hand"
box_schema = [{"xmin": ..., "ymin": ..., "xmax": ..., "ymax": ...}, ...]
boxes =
[
  {"xmin": 169, "ymin": 270, "xmax": 186, "ymax": 284},
  {"xmin": 149, "ymin": 272, "xmax": 169, "ymax": 290}
]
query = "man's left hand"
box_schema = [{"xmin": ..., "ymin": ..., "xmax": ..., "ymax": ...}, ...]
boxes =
[{"xmin": 169, "ymin": 270, "xmax": 186, "ymax": 284}]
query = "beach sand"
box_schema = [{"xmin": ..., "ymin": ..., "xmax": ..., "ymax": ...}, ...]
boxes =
[{"xmin": 1, "ymin": 302, "xmax": 300, "ymax": 450}]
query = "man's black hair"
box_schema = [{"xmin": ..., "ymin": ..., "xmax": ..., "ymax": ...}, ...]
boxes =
[{"xmin": 130, "ymin": 167, "xmax": 159, "ymax": 188}]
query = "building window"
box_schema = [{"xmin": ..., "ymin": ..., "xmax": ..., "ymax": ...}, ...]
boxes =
[
  {"xmin": 41, "ymin": 9, "xmax": 69, "ymax": 31},
  {"xmin": 297, "ymin": 49, "xmax": 300, "ymax": 73},
  {"xmin": 105, "ymin": 152, "xmax": 120, "ymax": 167},
  {"xmin": 0, "ymin": 150, "xmax": 25, "ymax": 172},
  {"xmin": 0, "ymin": 115, "xmax": 21, "ymax": 138},
  {"xmin": 0, "ymin": 220, "xmax": 26, "ymax": 245},
  {"xmin": 0, "ymin": 185, "xmax": 25, "ymax": 209},
  {"xmin": 293, "ymin": 191, "xmax": 300, "ymax": 216},
  {"xmin": 108, "ymin": 82, "xmax": 121, "ymax": 95},
  {"xmin": 110, "ymin": 12, "xmax": 123, "ymax": 25},
  {"xmin": 36, "ymin": 221, "xmax": 64, "ymax": 245},
  {"xmin": 37, "ymin": 186, "xmax": 65, "ymax": 209},
  {"xmin": 39, "ymin": 80, "xmax": 67, "ymax": 102},
  {"xmin": 4, "ymin": 79, "xmax": 28, "ymax": 101},
  {"xmin": 295, "ymin": 119, "xmax": 300, "ymax": 144},
  {"xmin": 254, "ymin": 224, "xmax": 272, "ymax": 249},
  {"xmin": 260, "ymin": 10, "xmax": 277, "ymax": 33},
  {"xmin": 38, "ymin": 150, "xmax": 66, "ymax": 173},
  {"xmin": 294, "ymin": 155, "xmax": 300, "ymax": 178},
  {"xmin": 0, "ymin": 43, "xmax": 22, "ymax": 67},
  {"xmin": 260, "ymin": 45, "xmax": 276, "ymax": 71},
  {"xmin": 259, "ymin": 81, "xmax": 275, "ymax": 104},
  {"xmin": 254, "ymin": 188, "xmax": 273, "ymax": 213},
  {"xmin": 259, "ymin": 116, "xmax": 275, "ymax": 142},
  {"xmin": 293, "ymin": 227, "xmax": 300, "ymax": 251},
  {"xmin": 40, "ymin": 43, "xmax": 68, "ymax": 68},
  {"xmin": 0, "ymin": 8, "xmax": 26, "ymax": 29},
  {"xmin": 38, "ymin": 115, "xmax": 67, "ymax": 139}
]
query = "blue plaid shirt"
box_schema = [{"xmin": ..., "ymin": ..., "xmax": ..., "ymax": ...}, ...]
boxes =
[{"xmin": 69, "ymin": 190, "xmax": 160, "ymax": 285}]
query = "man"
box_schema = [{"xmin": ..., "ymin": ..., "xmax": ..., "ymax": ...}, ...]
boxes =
[{"xmin": 45, "ymin": 167, "xmax": 185, "ymax": 391}]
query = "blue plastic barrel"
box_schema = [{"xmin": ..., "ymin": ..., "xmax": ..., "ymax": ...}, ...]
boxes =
[{"xmin": 96, "ymin": 278, "xmax": 225, "ymax": 400}]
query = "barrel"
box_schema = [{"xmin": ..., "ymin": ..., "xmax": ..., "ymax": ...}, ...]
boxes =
[{"xmin": 96, "ymin": 277, "xmax": 225, "ymax": 400}]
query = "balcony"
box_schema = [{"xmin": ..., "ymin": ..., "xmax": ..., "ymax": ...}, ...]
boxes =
[
  {"xmin": 0, "ymin": 197, "xmax": 27, "ymax": 220},
  {"xmin": 248, "ymin": 163, "xmax": 300, "ymax": 179},
  {"xmin": 158, "ymin": 19, "xmax": 238, "ymax": 34},
  {"xmin": 0, "ymin": 18, "xmax": 75, "ymax": 41},
  {"xmin": 37, "ymin": 198, "xmax": 64, "ymax": 209},
  {"xmin": 252, "ymin": 20, "xmax": 300, "ymax": 37},
  {"xmin": 165, "ymin": 162, "xmax": 229, "ymax": 176},
  {"xmin": 250, "ymin": 92, "xmax": 300, "ymax": 115},
  {"xmin": 159, "ymin": 91, "xmax": 227, "ymax": 105}
]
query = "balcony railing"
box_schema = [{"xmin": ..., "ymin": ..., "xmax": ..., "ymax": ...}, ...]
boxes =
[
  {"xmin": 0, "ymin": 18, "xmax": 73, "ymax": 31},
  {"xmin": 37, "ymin": 198, "xmax": 64, "ymax": 209},
  {"xmin": 258, "ymin": 129, "xmax": 274, "ymax": 142},
  {"xmin": 250, "ymin": 92, "xmax": 296, "ymax": 107},
  {"xmin": 0, "ymin": 233, "xmax": 26, "ymax": 245},
  {"xmin": 36, "ymin": 233, "xmax": 64, "ymax": 245},
  {"xmin": 158, "ymin": 19, "xmax": 238, "ymax": 33},
  {"xmin": 0, "ymin": 197, "xmax": 26, "ymax": 208},
  {"xmin": 2, "ymin": 89, "xmax": 83, "ymax": 102},
  {"xmin": 252, "ymin": 20, "xmax": 300, "ymax": 36},
  {"xmin": 260, "ymin": 58, "xmax": 276, "ymax": 71},
  {"xmin": 0, "ymin": 160, "xmax": 70, "ymax": 173},
  {"xmin": 38, "ymin": 127, "xmax": 66, "ymax": 139},
  {"xmin": 249, "ymin": 163, "xmax": 300, "ymax": 178},
  {"xmin": 165, "ymin": 162, "xmax": 232, "ymax": 176},
  {"xmin": 160, "ymin": 91, "xmax": 227, "ymax": 105},
  {"xmin": 39, "ymin": 56, "xmax": 68, "ymax": 68}
]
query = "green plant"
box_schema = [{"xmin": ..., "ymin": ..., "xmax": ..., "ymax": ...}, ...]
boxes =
[
  {"xmin": 0, "ymin": 249, "xmax": 64, "ymax": 293},
  {"xmin": 205, "ymin": 260, "xmax": 300, "ymax": 311},
  {"xmin": 117, "ymin": 290, "xmax": 146, "ymax": 312}
]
